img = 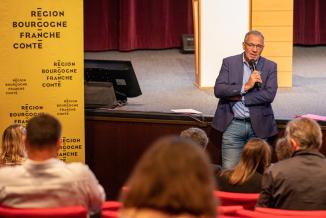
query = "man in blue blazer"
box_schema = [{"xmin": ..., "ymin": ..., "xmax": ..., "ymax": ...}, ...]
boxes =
[{"xmin": 212, "ymin": 30, "xmax": 278, "ymax": 169}]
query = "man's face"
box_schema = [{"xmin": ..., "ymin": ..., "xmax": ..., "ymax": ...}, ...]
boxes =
[{"xmin": 242, "ymin": 34, "xmax": 264, "ymax": 62}]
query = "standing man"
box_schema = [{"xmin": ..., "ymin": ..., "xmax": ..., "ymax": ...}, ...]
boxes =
[{"xmin": 212, "ymin": 30, "xmax": 278, "ymax": 169}]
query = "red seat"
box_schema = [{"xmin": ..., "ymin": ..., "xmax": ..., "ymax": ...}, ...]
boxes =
[
  {"xmin": 236, "ymin": 209, "xmax": 293, "ymax": 218},
  {"xmin": 102, "ymin": 201, "xmax": 122, "ymax": 211},
  {"xmin": 220, "ymin": 215, "xmax": 244, "ymax": 218},
  {"xmin": 255, "ymin": 207, "xmax": 326, "ymax": 217},
  {"xmin": 102, "ymin": 210, "xmax": 119, "ymax": 218},
  {"xmin": 219, "ymin": 205, "xmax": 244, "ymax": 216},
  {"xmin": 0, "ymin": 206, "xmax": 87, "ymax": 218},
  {"xmin": 214, "ymin": 191, "xmax": 259, "ymax": 209}
]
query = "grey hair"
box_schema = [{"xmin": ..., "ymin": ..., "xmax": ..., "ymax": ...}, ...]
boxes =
[
  {"xmin": 180, "ymin": 127, "xmax": 209, "ymax": 149},
  {"xmin": 285, "ymin": 117, "xmax": 322, "ymax": 150},
  {"xmin": 244, "ymin": 30, "xmax": 264, "ymax": 42}
]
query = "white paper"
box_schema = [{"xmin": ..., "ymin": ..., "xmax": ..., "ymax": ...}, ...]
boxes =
[{"xmin": 171, "ymin": 109, "xmax": 202, "ymax": 114}]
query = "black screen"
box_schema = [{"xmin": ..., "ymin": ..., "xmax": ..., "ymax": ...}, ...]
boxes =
[{"xmin": 84, "ymin": 60, "xmax": 142, "ymax": 102}]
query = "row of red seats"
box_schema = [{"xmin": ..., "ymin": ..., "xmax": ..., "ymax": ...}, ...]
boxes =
[
  {"xmin": 236, "ymin": 208, "xmax": 326, "ymax": 218},
  {"xmin": 1, "ymin": 204, "xmax": 326, "ymax": 218},
  {"xmin": 101, "ymin": 203, "xmax": 326, "ymax": 218},
  {"xmin": 1, "ymin": 191, "xmax": 326, "ymax": 218},
  {"xmin": 0, "ymin": 206, "xmax": 87, "ymax": 218},
  {"xmin": 215, "ymin": 191, "xmax": 326, "ymax": 218},
  {"xmin": 101, "ymin": 192, "xmax": 326, "ymax": 218},
  {"xmin": 0, "ymin": 202, "xmax": 120, "ymax": 218}
]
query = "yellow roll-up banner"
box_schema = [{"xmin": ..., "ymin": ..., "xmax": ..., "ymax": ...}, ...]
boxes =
[{"xmin": 0, "ymin": 0, "xmax": 85, "ymax": 162}]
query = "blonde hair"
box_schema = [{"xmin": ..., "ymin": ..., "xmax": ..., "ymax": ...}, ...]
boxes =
[
  {"xmin": 0, "ymin": 124, "xmax": 26, "ymax": 165},
  {"xmin": 226, "ymin": 138, "xmax": 271, "ymax": 185}
]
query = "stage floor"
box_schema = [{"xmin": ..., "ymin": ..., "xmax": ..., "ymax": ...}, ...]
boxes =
[{"xmin": 85, "ymin": 46, "xmax": 326, "ymax": 120}]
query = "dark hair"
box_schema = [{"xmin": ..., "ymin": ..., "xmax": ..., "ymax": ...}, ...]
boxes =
[
  {"xmin": 275, "ymin": 137, "xmax": 293, "ymax": 161},
  {"xmin": 180, "ymin": 127, "xmax": 209, "ymax": 149},
  {"xmin": 120, "ymin": 136, "xmax": 217, "ymax": 217},
  {"xmin": 225, "ymin": 138, "xmax": 271, "ymax": 185},
  {"xmin": 285, "ymin": 117, "xmax": 322, "ymax": 150},
  {"xmin": 26, "ymin": 114, "xmax": 61, "ymax": 148}
]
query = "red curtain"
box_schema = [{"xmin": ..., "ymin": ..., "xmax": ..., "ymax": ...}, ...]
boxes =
[
  {"xmin": 84, "ymin": 0, "xmax": 326, "ymax": 51},
  {"xmin": 84, "ymin": 0, "xmax": 119, "ymax": 51},
  {"xmin": 84, "ymin": 0, "xmax": 193, "ymax": 51},
  {"xmin": 294, "ymin": 0, "xmax": 326, "ymax": 45}
]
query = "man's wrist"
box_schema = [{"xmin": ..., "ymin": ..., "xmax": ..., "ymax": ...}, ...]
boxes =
[
  {"xmin": 241, "ymin": 85, "xmax": 248, "ymax": 95},
  {"xmin": 244, "ymin": 83, "xmax": 252, "ymax": 92}
]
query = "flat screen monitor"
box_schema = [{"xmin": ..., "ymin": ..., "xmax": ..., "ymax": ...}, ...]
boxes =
[{"xmin": 84, "ymin": 59, "xmax": 142, "ymax": 102}]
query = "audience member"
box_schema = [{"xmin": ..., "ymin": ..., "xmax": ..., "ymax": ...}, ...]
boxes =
[
  {"xmin": 0, "ymin": 114, "xmax": 105, "ymax": 215},
  {"xmin": 275, "ymin": 137, "xmax": 293, "ymax": 161},
  {"xmin": 119, "ymin": 136, "xmax": 217, "ymax": 218},
  {"xmin": 257, "ymin": 117, "xmax": 326, "ymax": 210},
  {"xmin": 0, "ymin": 124, "xmax": 26, "ymax": 166},
  {"xmin": 180, "ymin": 127, "xmax": 209, "ymax": 149},
  {"xmin": 217, "ymin": 138, "xmax": 271, "ymax": 193},
  {"xmin": 180, "ymin": 127, "xmax": 222, "ymax": 175}
]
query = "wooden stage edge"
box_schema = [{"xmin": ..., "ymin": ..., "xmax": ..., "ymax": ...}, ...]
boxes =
[{"xmin": 85, "ymin": 110, "xmax": 326, "ymax": 200}]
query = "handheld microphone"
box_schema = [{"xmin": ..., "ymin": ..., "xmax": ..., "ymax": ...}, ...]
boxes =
[{"xmin": 249, "ymin": 59, "xmax": 261, "ymax": 88}]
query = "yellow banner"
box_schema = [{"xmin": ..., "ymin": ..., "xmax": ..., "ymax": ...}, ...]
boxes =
[{"xmin": 0, "ymin": 0, "xmax": 85, "ymax": 162}]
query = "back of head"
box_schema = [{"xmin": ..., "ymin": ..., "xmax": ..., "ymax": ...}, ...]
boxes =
[
  {"xmin": 26, "ymin": 114, "xmax": 61, "ymax": 148},
  {"xmin": 120, "ymin": 136, "xmax": 217, "ymax": 217},
  {"xmin": 180, "ymin": 127, "xmax": 209, "ymax": 149},
  {"xmin": 275, "ymin": 137, "xmax": 293, "ymax": 161},
  {"xmin": 285, "ymin": 117, "xmax": 322, "ymax": 151},
  {"xmin": 0, "ymin": 124, "xmax": 26, "ymax": 164},
  {"xmin": 228, "ymin": 138, "xmax": 271, "ymax": 184}
]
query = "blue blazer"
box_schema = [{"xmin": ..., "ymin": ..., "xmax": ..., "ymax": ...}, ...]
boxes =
[{"xmin": 212, "ymin": 53, "xmax": 278, "ymax": 138}]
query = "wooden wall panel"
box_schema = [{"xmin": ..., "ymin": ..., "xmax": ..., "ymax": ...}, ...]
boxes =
[
  {"xmin": 271, "ymin": 57, "xmax": 293, "ymax": 71},
  {"xmin": 252, "ymin": 0, "xmax": 293, "ymax": 11},
  {"xmin": 278, "ymin": 71, "xmax": 292, "ymax": 87},
  {"xmin": 263, "ymin": 42, "xmax": 292, "ymax": 57},
  {"xmin": 252, "ymin": 11, "xmax": 293, "ymax": 26},
  {"xmin": 251, "ymin": 0, "xmax": 293, "ymax": 87},
  {"xmin": 252, "ymin": 26, "xmax": 293, "ymax": 42}
]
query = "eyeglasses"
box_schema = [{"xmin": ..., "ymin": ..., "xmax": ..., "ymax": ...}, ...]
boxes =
[{"xmin": 245, "ymin": 42, "xmax": 264, "ymax": 49}]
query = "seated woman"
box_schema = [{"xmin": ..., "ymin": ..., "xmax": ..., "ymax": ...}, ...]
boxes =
[
  {"xmin": 217, "ymin": 138, "xmax": 271, "ymax": 193},
  {"xmin": 0, "ymin": 124, "xmax": 27, "ymax": 167},
  {"xmin": 119, "ymin": 136, "xmax": 217, "ymax": 218}
]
